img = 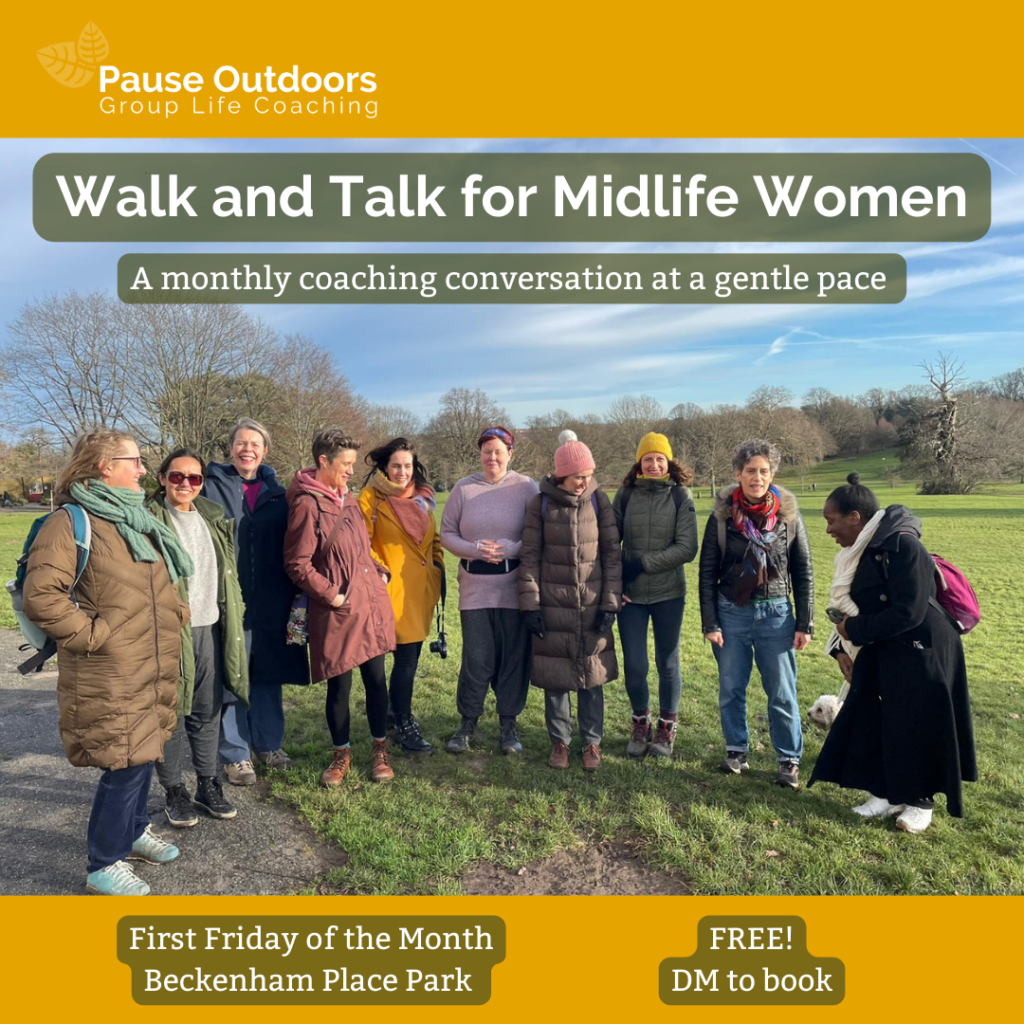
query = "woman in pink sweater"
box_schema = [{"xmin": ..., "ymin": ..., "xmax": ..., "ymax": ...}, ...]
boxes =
[{"xmin": 440, "ymin": 426, "xmax": 539, "ymax": 756}]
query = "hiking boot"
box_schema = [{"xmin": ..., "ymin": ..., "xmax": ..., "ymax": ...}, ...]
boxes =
[
  {"xmin": 626, "ymin": 713, "xmax": 652, "ymax": 758},
  {"xmin": 719, "ymin": 750, "xmax": 750, "ymax": 774},
  {"xmin": 164, "ymin": 784, "xmax": 199, "ymax": 828},
  {"xmin": 253, "ymin": 748, "xmax": 293, "ymax": 770},
  {"xmin": 194, "ymin": 776, "xmax": 238, "ymax": 820},
  {"xmin": 127, "ymin": 824, "xmax": 180, "ymax": 864},
  {"xmin": 86, "ymin": 860, "xmax": 150, "ymax": 896},
  {"xmin": 649, "ymin": 718, "xmax": 678, "ymax": 758},
  {"xmin": 224, "ymin": 759, "xmax": 256, "ymax": 786},
  {"xmin": 394, "ymin": 715, "xmax": 433, "ymax": 754},
  {"xmin": 775, "ymin": 760, "xmax": 800, "ymax": 789},
  {"xmin": 446, "ymin": 716, "xmax": 477, "ymax": 754},
  {"xmin": 852, "ymin": 794, "xmax": 906, "ymax": 819},
  {"xmin": 321, "ymin": 747, "xmax": 352, "ymax": 788},
  {"xmin": 896, "ymin": 805, "xmax": 934, "ymax": 834},
  {"xmin": 369, "ymin": 739, "xmax": 395, "ymax": 782},
  {"xmin": 499, "ymin": 716, "xmax": 523, "ymax": 755},
  {"xmin": 548, "ymin": 741, "xmax": 570, "ymax": 770},
  {"xmin": 582, "ymin": 743, "xmax": 602, "ymax": 772}
]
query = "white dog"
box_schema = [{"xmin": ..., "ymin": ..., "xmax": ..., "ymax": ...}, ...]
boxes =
[{"xmin": 807, "ymin": 694, "xmax": 843, "ymax": 729}]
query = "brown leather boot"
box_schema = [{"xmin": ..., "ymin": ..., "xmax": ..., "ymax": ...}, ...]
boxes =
[
  {"xmin": 582, "ymin": 743, "xmax": 602, "ymax": 772},
  {"xmin": 369, "ymin": 739, "xmax": 395, "ymax": 782},
  {"xmin": 548, "ymin": 741, "xmax": 570, "ymax": 769},
  {"xmin": 321, "ymin": 748, "xmax": 352, "ymax": 788}
]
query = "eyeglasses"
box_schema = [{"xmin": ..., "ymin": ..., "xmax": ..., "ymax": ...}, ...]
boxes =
[
  {"xmin": 232, "ymin": 441, "xmax": 264, "ymax": 451},
  {"xmin": 111, "ymin": 456, "xmax": 144, "ymax": 469},
  {"xmin": 166, "ymin": 471, "xmax": 204, "ymax": 487}
]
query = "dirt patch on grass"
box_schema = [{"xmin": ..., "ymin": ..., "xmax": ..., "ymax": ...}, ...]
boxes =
[{"xmin": 462, "ymin": 841, "xmax": 690, "ymax": 895}]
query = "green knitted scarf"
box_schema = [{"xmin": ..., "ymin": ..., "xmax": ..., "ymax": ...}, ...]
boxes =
[{"xmin": 69, "ymin": 480, "xmax": 195, "ymax": 583}]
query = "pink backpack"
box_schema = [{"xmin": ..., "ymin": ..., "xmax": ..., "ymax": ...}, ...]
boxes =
[{"xmin": 931, "ymin": 555, "xmax": 981, "ymax": 634}]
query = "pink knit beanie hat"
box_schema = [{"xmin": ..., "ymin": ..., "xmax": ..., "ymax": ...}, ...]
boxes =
[{"xmin": 554, "ymin": 429, "xmax": 596, "ymax": 478}]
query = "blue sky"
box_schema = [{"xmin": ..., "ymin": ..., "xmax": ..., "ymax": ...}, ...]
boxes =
[{"xmin": 3, "ymin": 137, "xmax": 1022, "ymax": 422}]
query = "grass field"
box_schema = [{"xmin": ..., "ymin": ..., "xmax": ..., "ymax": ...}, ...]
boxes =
[{"xmin": 3, "ymin": 458, "xmax": 1022, "ymax": 895}]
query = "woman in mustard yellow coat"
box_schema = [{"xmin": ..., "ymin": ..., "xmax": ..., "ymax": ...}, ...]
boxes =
[{"xmin": 359, "ymin": 437, "xmax": 444, "ymax": 752}]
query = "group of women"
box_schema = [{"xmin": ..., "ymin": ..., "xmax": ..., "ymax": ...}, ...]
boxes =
[{"xmin": 22, "ymin": 421, "xmax": 976, "ymax": 895}]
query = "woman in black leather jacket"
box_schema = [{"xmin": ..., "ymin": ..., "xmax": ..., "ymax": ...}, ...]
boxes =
[{"xmin": 698, "ymin": 439, "xmax": 814, "ymax": 789}]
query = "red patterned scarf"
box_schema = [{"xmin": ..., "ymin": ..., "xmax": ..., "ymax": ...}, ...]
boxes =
[{"xmin": 730, "ymin": 485, "xmax": 781, "ymax": 604}]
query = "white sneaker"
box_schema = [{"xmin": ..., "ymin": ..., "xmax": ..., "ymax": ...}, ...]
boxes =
[
  {"xmin": 852, "ymin": 794, "xmax": 906, "ymax": 818},
  {"xmin": 896, "ymin": 805, "xmax": 934, "ymax": 834}
]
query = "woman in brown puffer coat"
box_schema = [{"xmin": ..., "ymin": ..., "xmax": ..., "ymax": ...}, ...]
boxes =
[
  {"xmin": 518, "ymin": 433, "xmax": 622, "ymax": 772},
  {"xmin": 22, "ymin": 429, "xmax": 193, "ymax": 896}
]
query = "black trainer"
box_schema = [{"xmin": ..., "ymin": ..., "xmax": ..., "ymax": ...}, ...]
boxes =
[
  {"xmin": 446, "ymin": 716, "xmax": 477, "ymax": 754},
  {"xmin": 164, "ymin": 784, "xmax": 199, "ymax": 828},
  {"xmin": 499, "ymin": 716, "xmax": 523, "ymax": 755},
  {"xmin": 194, "ymin": 775, "xmax": 238, "ymax": 819},
  {"xmin": 395, "ymin": 714, "xmax": 433, "ymax": 753}
]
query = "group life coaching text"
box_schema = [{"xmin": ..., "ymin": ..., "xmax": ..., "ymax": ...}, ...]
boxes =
[{"xmin": 55, "ymin": 173, "xmax": 971, "ymax": 221}]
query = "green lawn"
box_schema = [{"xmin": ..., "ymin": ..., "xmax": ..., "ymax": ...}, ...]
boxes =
[{"xmin": 4, "ymin": 461, "xmax": 1022, "ymax": 895}]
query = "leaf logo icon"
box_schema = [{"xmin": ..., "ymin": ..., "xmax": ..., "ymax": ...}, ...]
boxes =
[{"xmin": 37, "ymin": 22, "xmax": 109, "ymax": 88}]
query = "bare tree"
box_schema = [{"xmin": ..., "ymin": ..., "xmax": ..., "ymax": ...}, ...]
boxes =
[
  {"xmin": 260, "ymin": 335, "xmax": 368, "ymax": 477},
  {"xmin": 746, "ymin": 385, "xmax": 794, "ymax": 437},
  {"xmin": 120, "ymin": 303, "xmax": 277, "ymax": 455},
  {"xmin": 422, "ymin": 387, "xmax": 509, "ymax": 486},
  {"xmin": 985, "ymin": 366, "xmax": 1024, "ymax": 403},
  {"xmin": 2, "ymin": 292, "xmax": 134, "ymax": 443},
  {"xmin": 362, "ymin": 404, "xmax": 422, "ymax": 454}
]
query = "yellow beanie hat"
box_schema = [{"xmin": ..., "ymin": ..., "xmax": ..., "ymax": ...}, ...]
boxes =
[{"xmin": 636, "ymin": 432, "xmax": 673, "ymax": 464}]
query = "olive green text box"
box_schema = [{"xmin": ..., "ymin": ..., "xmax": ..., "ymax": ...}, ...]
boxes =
[
  {"xmin": 117, "ymin": 916, "xmax": 505, "ymax": 1005},
  {"xmin": 117, "ymin": 253, "xmax": 906, "ymax": 304},
  {"xmin": 660, "ymin": 916, "xmax": 845, "ymax": 1005},
  {"xmin": 38, "ymin": 152, "xmax": 989, "ymax": 242}
]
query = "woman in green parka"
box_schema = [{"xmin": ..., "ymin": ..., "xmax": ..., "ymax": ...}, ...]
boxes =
[
  {"xmin": 613, "ymin": 432, "xmax": 698, "ymax": 758},
  {"xmin": 148, "ymin": 448, "xmax": 249, "ymax": 828}
]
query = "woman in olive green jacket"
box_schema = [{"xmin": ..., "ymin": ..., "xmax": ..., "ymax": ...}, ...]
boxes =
[
  {"xmin": 147, "ymin": 449, "xmax": 249, "ymax": 827},
  {"xmin": 612, "ymin": 432, "xmax": 698, "ymax": 759}
]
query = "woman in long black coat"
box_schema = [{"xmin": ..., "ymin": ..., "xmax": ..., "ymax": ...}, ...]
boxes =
[
  {"xmin": 809, "ymin": 480, "xmax": 976, "ymax": 834},
  {"xmin": 204, "ymin": 419, "xmax": 309, "ymax": 783}
]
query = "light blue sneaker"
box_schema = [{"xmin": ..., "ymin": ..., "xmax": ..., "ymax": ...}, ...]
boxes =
[
  {"xmin": 86, "ymin": 860, "xmax": 150, "ymax": 896},
  {"xmin": 127, "ymin": 824, "xmax": 180, "ymax": 864}
]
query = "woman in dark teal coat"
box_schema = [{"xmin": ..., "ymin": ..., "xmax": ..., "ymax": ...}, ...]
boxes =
[{"xmin": 612, "ymin": 432, "xmax": 698, "ymax": 759}]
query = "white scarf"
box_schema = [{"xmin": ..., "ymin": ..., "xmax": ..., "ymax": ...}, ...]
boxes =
[{"xmin": 828, "ymin": 509, "xmax": 886, "ymax": 671}]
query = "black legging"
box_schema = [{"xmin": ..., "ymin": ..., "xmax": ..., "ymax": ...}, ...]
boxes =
[
  {"xmin": 325, "ymin": 655, "xmax": 388, "ymax": 746},
  {"xmin": 389, "ymin": 641, "xmax": 423, "ymax": 718}
]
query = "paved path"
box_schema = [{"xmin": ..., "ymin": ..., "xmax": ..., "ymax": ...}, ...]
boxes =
[{"xmin": 0, "ymin": 630, "xmax": 346, "ymax": 895}]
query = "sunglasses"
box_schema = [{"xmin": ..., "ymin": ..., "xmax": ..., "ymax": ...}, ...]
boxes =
[
  {"xmin": 166, "ymin": 471, "xmax": 204, "ymax": 487},
  {"xmin": 480, "ymin": 427, "xmax": 514, "ymax": 447}
]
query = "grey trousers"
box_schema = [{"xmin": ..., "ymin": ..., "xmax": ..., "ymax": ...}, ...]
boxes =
[
  {"xmin": 157, "ymin": 624, "xmax": 224, "ymax": 787},
  {"xmin": 544, "ymin": 688, "xmax": 604, "ymax": 746},
  {"xmin": 456, "ymin": 608, "xmax": 531, "ymax": 719}
]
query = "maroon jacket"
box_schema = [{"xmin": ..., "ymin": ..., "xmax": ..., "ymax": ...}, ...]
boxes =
[{"xmin": 284, "ymin": 470, "xmax": 395, "ymax": 681}]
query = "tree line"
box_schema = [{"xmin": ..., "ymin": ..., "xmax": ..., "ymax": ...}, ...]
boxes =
[{"xmin": 2, "ymin": 292, "xmax": 1022, "ymax": 497}]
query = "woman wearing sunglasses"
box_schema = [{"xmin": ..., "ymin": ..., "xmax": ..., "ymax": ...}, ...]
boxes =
[
  {"xmin": 147, "ymin": 450, "xmax": 249, "ymax": 827},
  {"xmin": 440, "ymin": 425, "xmax": 539, "ymax": 755}
]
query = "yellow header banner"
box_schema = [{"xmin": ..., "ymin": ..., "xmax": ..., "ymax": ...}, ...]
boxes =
[{"xmin": 4, "ymin": 3, "xmax": 1022, "ymax": 138}]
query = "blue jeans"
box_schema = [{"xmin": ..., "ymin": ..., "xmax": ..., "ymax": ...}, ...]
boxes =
[
  {"xmin": 713, "ymin": 596, "xmax": 802, "ymax": 762},
  {"xmin": 86, "ymin": 762, "xmax": 153, "ymax": 872},
  {"xmin": 618, "ymin": 597, "xmax": 685, "ymax": 715}
]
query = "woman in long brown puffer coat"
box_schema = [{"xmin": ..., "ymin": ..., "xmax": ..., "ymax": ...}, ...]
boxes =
[
  {"xmin": 23, "ymin": 429, "xmax": 192, "ymax": 896},
  {"xmin": 518, "ymin": 432, "xmax": 622, "ymax": 772}
]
